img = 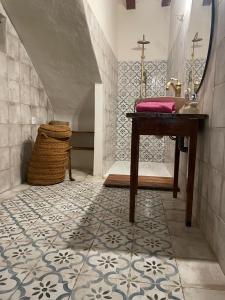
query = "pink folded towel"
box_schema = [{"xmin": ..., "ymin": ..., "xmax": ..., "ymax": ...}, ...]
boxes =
[{"xmin": 136, "ymin": 101, "xmax": 175, "ymax": 113}]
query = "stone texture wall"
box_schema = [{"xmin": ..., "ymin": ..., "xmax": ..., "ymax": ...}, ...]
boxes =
[
  {"xmin": 0, "ymin": 4, "xmax": 54, "ymax": 194},
  {"xmin": 84, "ymin": 1, "xmax": 118, "ymax": 174},
  {"xmin": 167, "ymin": 0, "xmax": 192, "ymax": 86},
  {"xmin": 179, "ymin": 0, "xmax": 225, "ymax": 273}
]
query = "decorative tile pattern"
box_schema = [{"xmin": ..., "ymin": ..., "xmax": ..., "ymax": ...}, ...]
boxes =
[
  {"xmin": 127, "ymin": 281, "xmax": 184, "ymax": 300},
  {"xmin": 116, "ymin": 61, "xmax": 168, "ymax": 162},
  {"xmin": 0, "ymin": 182, "xmax": 185, "ymax": 299},
  {"xmin": 185, "ymin": 59, "xmax": 206, "ymax": 88}
]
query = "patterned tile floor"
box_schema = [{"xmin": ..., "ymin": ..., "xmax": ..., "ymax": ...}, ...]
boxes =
[{"xmin": 0, "ymin": 178, "xmax": 225, "ymax": 299}]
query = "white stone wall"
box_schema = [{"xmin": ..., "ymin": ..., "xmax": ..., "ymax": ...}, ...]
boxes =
[
  {"xmin": 197, "ymin": 0, "xmax": 225, "ymax": 274},
  {"xmin": 86, "ymin": 0, "xmax": 118, "ymax": 55},
  {"xmin": 117, "ymin": 0, "xmax": 170, "ymax": 61},
  {"xmin": 179, "ymin": 0, "xmax": 225, "ymax": 274},
  {"xmin": 167, "ymin": 0, "xmax": 192, "ymax": 86},
  {"xmin": 0, "ymin": 4, "xmax": 54, "ymax": 193},
  {"xmin": 84, "ymin": 1, "xmax": 118, "ymax": 175}
]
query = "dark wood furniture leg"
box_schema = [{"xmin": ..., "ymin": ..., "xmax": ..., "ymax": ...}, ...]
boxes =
[
  {"xmin": 173, "ymin": 137, "xmax": 180, "ymax": 198},
  {"xmin": 186, "ymin": 130, "xmax": 197, "ymax": 227},
  {"xmin": 126, "ymin": 113, "xmax": 208, "ymax": 227},
  {"xmin": 129, "ymin": 120, "xmax": 139, "ymax": 223},
  {"xmin": 68, "ymin": 148, "xmax": 75, "ymax": 181},
  {"xmin": 135, "ymin": 134, "xmax": 140, "ymax": 195}
]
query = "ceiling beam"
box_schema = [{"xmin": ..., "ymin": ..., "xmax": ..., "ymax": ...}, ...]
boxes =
[
  {"xmin": 126, "ymin": 0, "xmax": 135, "ymax": 10},
  {"xmin": 161, "ymin": 0, "xmax": 171, "ymax": 7},
  {"xmin": 203, "ymin": 0, "xmax": 212, "ymax": 5}
]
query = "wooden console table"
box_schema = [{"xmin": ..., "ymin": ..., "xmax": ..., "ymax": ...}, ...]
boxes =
[{"xmin": 127, "ymin": 112, "xmax": 208, "ymax": 227}]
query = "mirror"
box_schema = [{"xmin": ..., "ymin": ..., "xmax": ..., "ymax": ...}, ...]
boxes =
[
  {"xmin": 167, "ymin": 0, "xmax": 214, "ymax": 99},
  {"xmin": 186, "ymin": 0, "xmax": 214, "ymax": 96}
]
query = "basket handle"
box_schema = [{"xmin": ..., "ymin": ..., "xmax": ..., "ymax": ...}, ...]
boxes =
[{"xmin": 40, "ymin": 132, "xmax": 49, "ymax": 138}]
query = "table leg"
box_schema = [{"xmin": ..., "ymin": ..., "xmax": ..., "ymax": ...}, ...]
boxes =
[
  {"xmin": 129, "ymin": 120, "xmax": 139, "ymax": 223},
  {"xmin": 68, "ymin": 148, "xmax": 75, "ymax": 181},
  {"xmin": 135, "ymin": 135, "xmax": 140, "ymax": 195},
  {"xmin": 186, "ymin": 132, "xmax": 197, "ymax": 227},
  {"xmin": 173, "ymin": 137, "xmax": 180, "ymax": 198}
]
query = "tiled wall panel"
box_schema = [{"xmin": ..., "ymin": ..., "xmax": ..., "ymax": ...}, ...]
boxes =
[
  {"xmin": 116, "ymin": 60, "xmax": 168, "ymax": 162},
  {"xmin": 179, "ymin": 0, "xmax": 225, "ymax": 274},
  {"xmin": 185, "ymin": 59, "xmax": 206, "ymax": 88},
  {"xmin": 0, "ymin": 4, "xmax": 54, "ymax": 194},
  {"xmin": 84, "ymin": 1, "xmax": 118, "ymax": 174}
]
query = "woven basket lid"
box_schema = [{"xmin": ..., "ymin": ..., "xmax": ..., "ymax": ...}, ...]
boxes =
[
  {"xmin": 40, "ymin": 124, "xmax": 71, "ymax": 133},
  {"xmin": 49, "ymin": 121, "xmax": 70, "ymax": 126},
  {"xmin": 39, "ymin": 124, "xmax": 72, "ymax": 139}
]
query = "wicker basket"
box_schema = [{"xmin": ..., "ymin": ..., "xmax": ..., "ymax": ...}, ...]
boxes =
[
  {"xmin": 38, "ymin": 125, "xmax": 72, "ymax": 139},
  {"xmin": 34, "ymin": 134, "xmax": 70, "ymax": 151},
  {"xmin": 27, "ymin": 123, "xmax": 72, "ymax": 186}
]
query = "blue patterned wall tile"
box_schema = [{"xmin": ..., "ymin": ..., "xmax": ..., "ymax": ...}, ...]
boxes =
[{"xmin": 116, "ymin": 60, "xmax": 168, "ymax": 162}]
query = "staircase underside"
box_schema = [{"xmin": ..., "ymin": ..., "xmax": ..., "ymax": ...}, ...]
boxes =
[{"xmin": 1, "ymin": 0, "xmax": 101, "ymax": 114}]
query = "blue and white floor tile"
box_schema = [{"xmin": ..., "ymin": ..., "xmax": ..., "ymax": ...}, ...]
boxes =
[{"xmin": 0, "ymin": 182, "xmax": 186, "ymax": 299}]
